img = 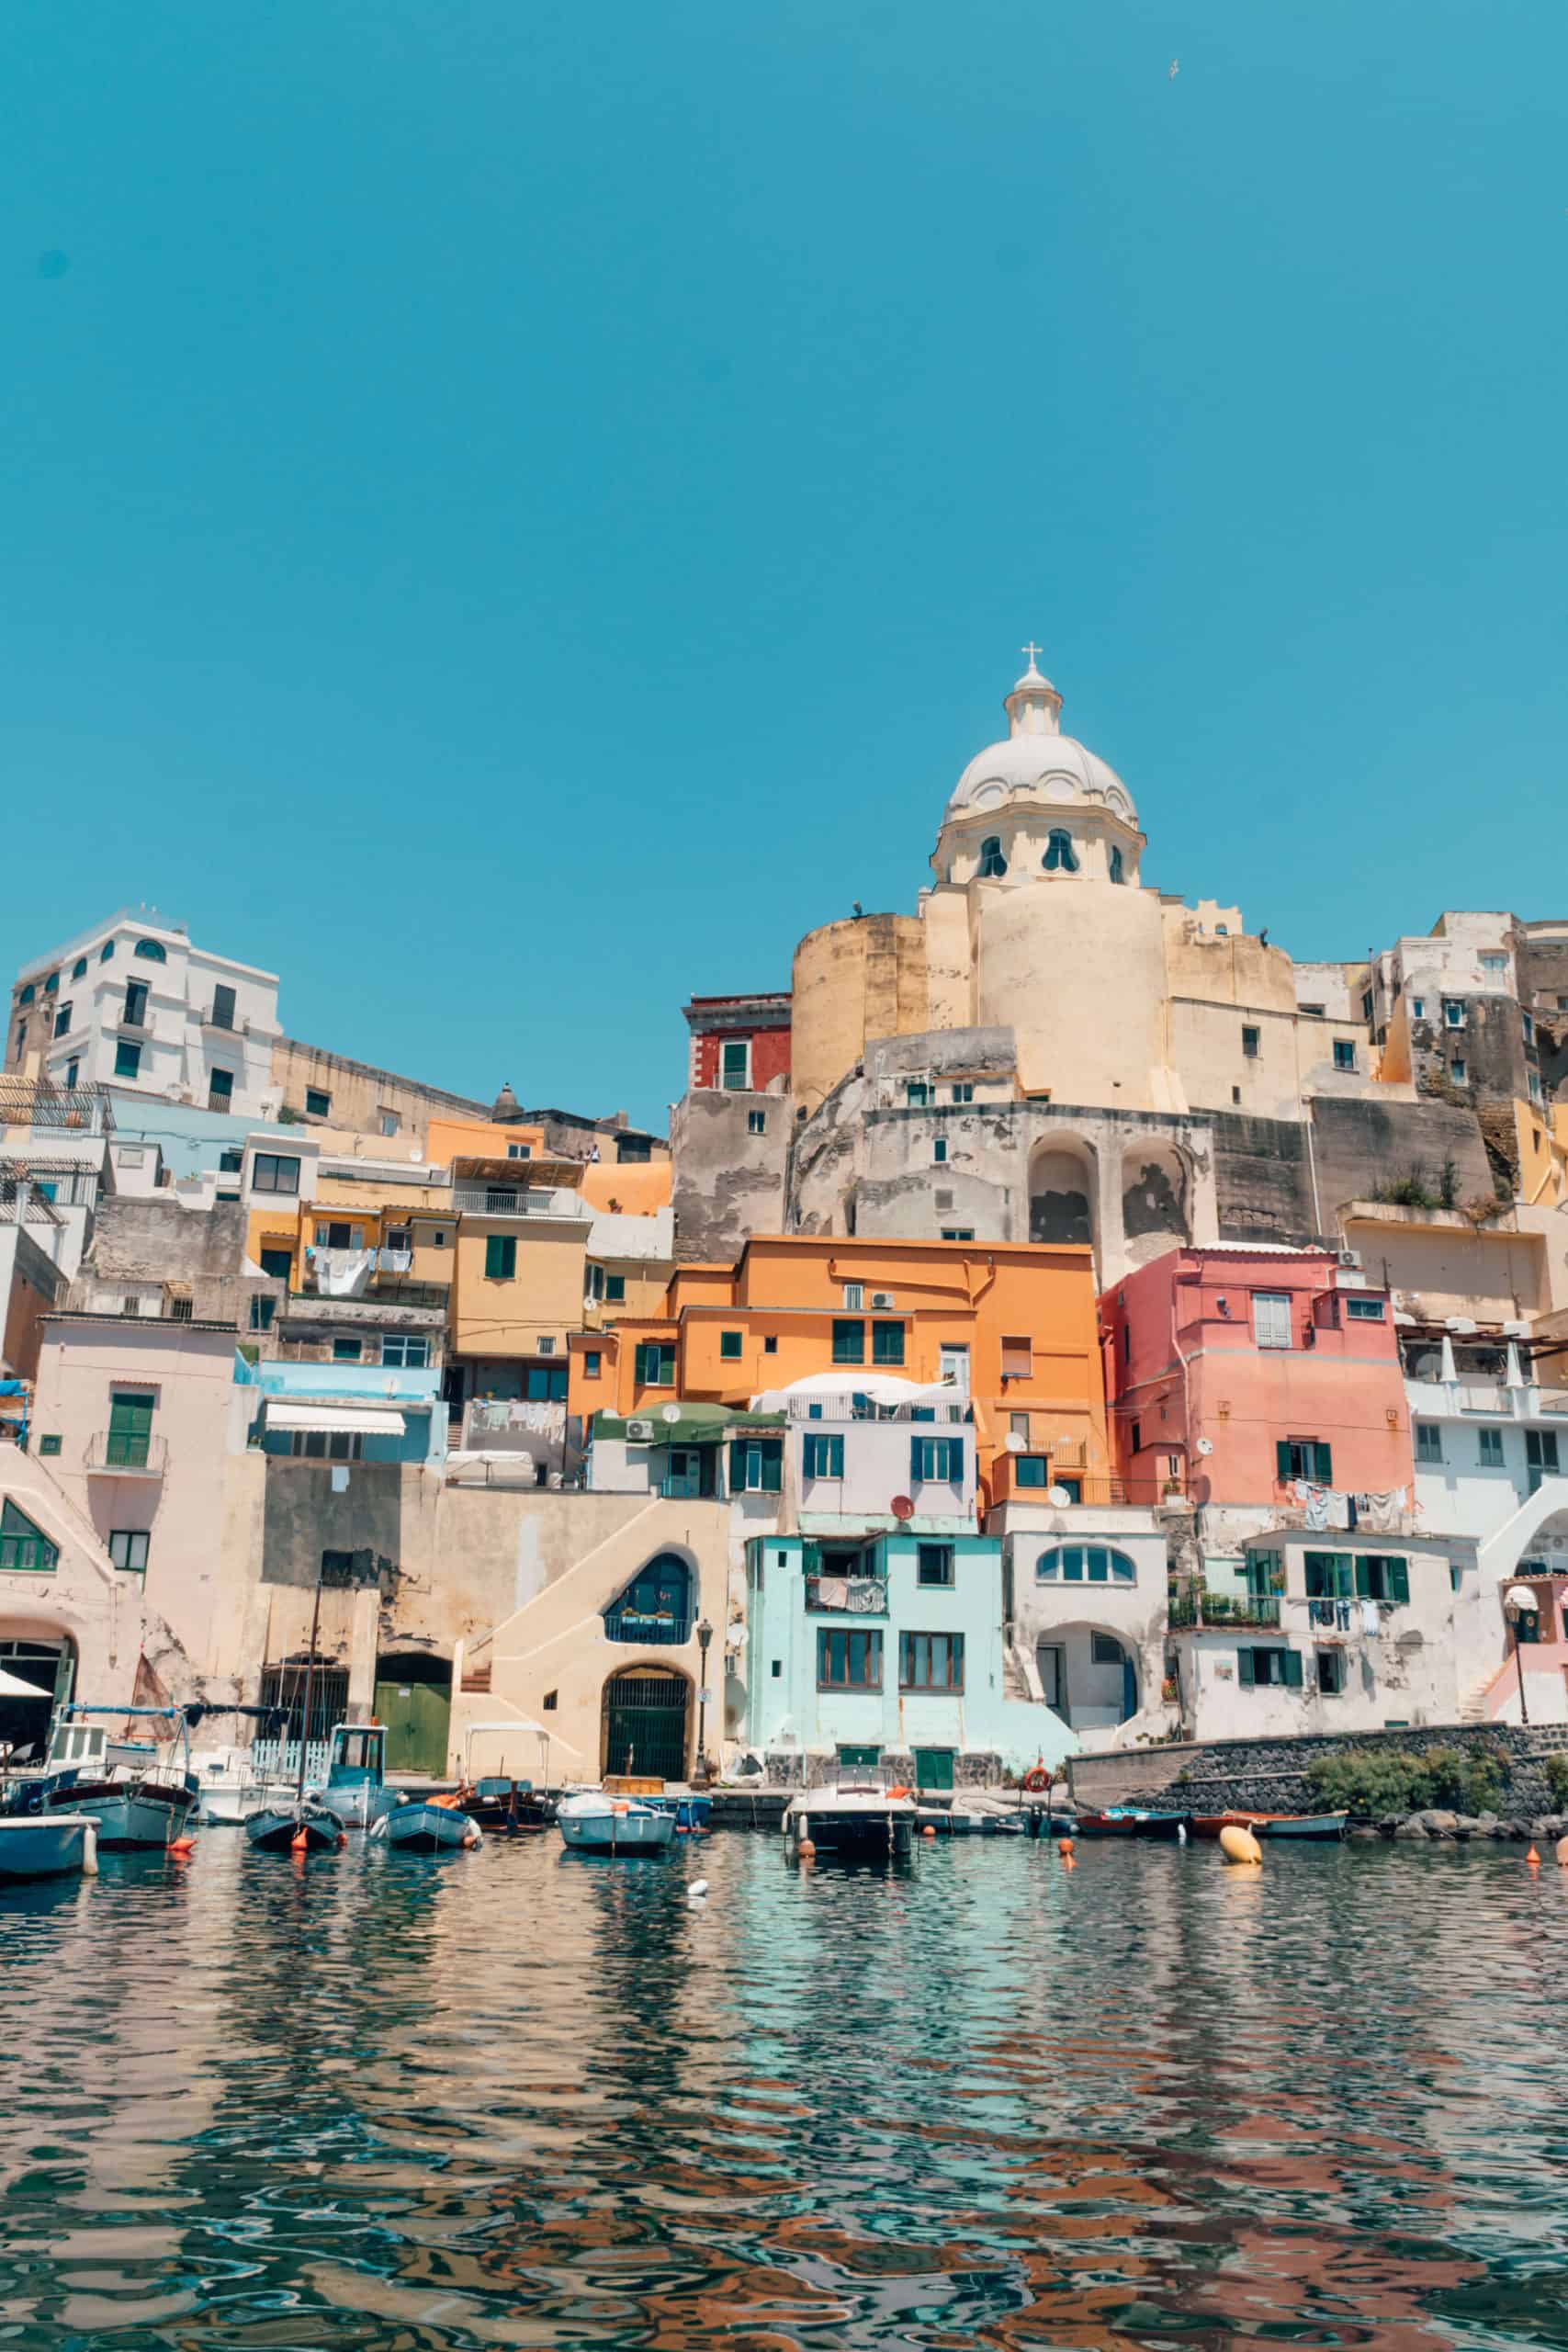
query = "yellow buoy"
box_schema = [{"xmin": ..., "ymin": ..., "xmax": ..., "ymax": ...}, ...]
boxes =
[
  {"xmin": 1556, "ymin": 1836, "xmax": 1568, "ymax": 1869},
  {"xmin": 1219, "ymin": 1824, "xmax": 1263, "ymax": 1866}
]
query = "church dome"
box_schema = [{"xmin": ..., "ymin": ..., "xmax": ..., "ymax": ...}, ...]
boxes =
[{"xmin": 944, "ymin": 656, "xmax": 1137, "ymax": 828}]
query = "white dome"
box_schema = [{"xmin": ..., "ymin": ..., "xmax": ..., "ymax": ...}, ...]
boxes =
[
  {"xmin": 942, "ymin": 657, "xmax": 1138, "ymax": 827},
  {"xmin": 948, "ymin": 732, "xmax": 1135, "ymax": 822}
]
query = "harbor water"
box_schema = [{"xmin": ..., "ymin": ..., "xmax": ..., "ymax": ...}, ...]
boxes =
[{"xmin": 5, "ymin": 1833, "xmax": 1568, "ymax": 2349}]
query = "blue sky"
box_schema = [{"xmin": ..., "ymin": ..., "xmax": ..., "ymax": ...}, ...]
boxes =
[{"xmin": 5, "ymin": 0, "xmax": 1564, "ymax": 1128}]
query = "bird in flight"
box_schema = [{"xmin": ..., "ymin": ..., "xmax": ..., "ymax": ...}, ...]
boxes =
[{"xmin": 1168, "ymin": 58, "xmax": 1179, "ymax": 79}]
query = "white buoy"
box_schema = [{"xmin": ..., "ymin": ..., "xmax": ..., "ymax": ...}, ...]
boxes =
[
  {"xmin": 1177, "ymin": 1823, "xmax": 1188, "ymax": 1846},
  {"xmin": 687, "ymin": 1878, "xmax": 709, "ymax": 1903}
]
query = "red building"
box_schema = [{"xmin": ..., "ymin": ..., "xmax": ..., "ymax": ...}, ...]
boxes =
[{"xmin": 682, "ymin": 991, "xmax": 792, "ymax": 1092}]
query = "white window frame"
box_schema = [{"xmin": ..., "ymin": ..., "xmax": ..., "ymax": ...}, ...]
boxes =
[
  {"xmin": 719, "ymin": 1037, "xmax": 751, "ymax": 1091},
  {"xmin": 842, "ymin": 1283, "xmax": 863, "ymax": 1311},
  {"xmin": 1251, "ymin": 1291, "xmax": 1292, "ymax": 1351}
]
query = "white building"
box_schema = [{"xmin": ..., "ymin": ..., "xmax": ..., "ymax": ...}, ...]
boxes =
[
  {"xmin": 991, "ymin": 1499, "xmax": 1172, "ymax": 1752},
  {"xmin": 6, "ymin": 909, "xmax": 281, "ymax": 1122}
]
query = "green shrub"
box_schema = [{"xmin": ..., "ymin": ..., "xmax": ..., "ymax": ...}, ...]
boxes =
[
  {"xmin": 1306, "ymin": 1745, "xmax": 1507, "ymax": 1820},
  {"xmin": 1546, "ymin": 1754, "xmax": 1568, "ymax": 1810}
]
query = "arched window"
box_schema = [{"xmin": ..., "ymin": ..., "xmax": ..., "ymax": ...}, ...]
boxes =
[
  {"xmin": 43, "ymin": 972, "xmax": 59, "ymax": 995},
  {"xmin": 977, "ymin": 836, "xmax": 1008, "ymax": 879},
  {"xmin": 72, "ymin": 957, "xmax": 87, "ymax": 978},
  {"xmin": 1042, "ymin": 830, "xmax": 1078, "ymax": 874},
  {"xmin": 604, "ymin": 1552, "xmax": 694, "ymax": 1644},
  {"xmin": 1036, "ymin": 1544, "xmax": 1135, "ymax": 1584},
  {"xmin": 1109, "ymin": 845, "xmax": 1124, "ymax": 885},
  {"xmin": 134, "ymin": 939, "xmax": 167, "ymax": 963},
  {"xmin": 100, "ymin": 942, "xmax": 115, "ymax": 962},
  {"xmin": 17, "ymin": 985, "xmax": 34, "ymax": 1005}
]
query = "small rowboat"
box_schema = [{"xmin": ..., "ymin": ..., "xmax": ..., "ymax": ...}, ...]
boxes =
[
  {"xmin": 0, "ymin": 1813, "xmax": 99, "ymax": 1882},
  {"xmin": 244, "ymin": 1801, "xmax": 346, "ymax": 1853},
  {"xmin": 1190, "ymin": 1810, "xmax": 1348, "ymax": 1842},
  {"xmin": 1073, "ymin": 1806, "xmax": 1190, "ymax": 1840},
  {"xmin": 372, "ymin": 1800, "xmax": 481, "ymax": 1855}
]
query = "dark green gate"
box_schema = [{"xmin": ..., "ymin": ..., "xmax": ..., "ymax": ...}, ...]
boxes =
[{"xmin": 602, "ymin": 1669, "xmax": 690, "ymax": 1781}]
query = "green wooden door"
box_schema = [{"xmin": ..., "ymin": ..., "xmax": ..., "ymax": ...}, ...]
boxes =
[
  {"xmin": 107, "ymin": 1392, "xmax": 154, "ymax": 1469},
  {"xmin": 374, "ymin": 1676, "xmax": 451, "ymax": 1776},
  {"xmin": 837, "ymin": 1745, "xmax": 881, "ymax": 1768},
  {"xmin": 914, "ymin": 1747, "xmax": 955, "ymax": 1792}
]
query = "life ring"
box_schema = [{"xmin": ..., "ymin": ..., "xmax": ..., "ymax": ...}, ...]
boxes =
[{"xmin": 1021, "ymin": 1767, "xmax": 1051, "ymax": 1794}]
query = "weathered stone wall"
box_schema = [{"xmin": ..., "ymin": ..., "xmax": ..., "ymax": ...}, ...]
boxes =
[
  {"xmin": 1211, "ymin": 1112, "xmax": 1316, "ymax": 1244},
  {"xmin": 1309, "ymin": 1095, "xmax": 1494, "ymax": 1222},
  {"xmin": 671, "ymin": 1087, "xmax": 790, "ymax": 1262},
  {"xmin": 85, "ymin": 1194, "xmax": 249, "ymax": 1278},
  {"xmin": 1066, "ymin": 1720, "xmax": 1568, "ymax": 1818}
]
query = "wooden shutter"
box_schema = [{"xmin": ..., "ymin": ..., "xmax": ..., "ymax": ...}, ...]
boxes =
[
  {"xmin": 1388, "ymin": 1558, "xmax": 1410, "ymax": 1604},
  {"xmin": 1354, "ymin": 1558, "xmax": 1371, "ymax": 1599},
  {"xmin": 1276, "ymin": 1440, "xmax": 1293, "ymax": 1481},
  {"xmin": 910, "ymin": 1436, "xmax": 925, "ymax": 1484},
  {"xmin": 1282, "ymin": 1649, "xmax": 1304, "ymax": 1689},
  {"xmin": 1237, "ymin": 1648, "xmax": 1255, "ymax": 1688},
  {"xmin": 1313, "ymin": 1442, "xmax": 1333, "ymax": 1483}
]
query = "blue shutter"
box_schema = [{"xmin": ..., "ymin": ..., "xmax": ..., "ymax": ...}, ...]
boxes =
[
  {"xmin": 1276, "ymin": 1440, "xmax": 1293, "ymax": 1481},
  {"xmin": 1282, "ymin": 1649, "xmax": 1304, "ymax": 1689},
  {"xmin": 1237, "ymin": 1648, "xmax": 1256, "ymax": 1688},
  {"xmin": 1313, "ymin": 1442, "xmax": 1334, "ymax": 1483}
]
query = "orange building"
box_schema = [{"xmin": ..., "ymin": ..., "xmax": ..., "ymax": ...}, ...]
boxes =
[{"xmin": 569, "ymin": 1234, "xmax": 1110, "ymax": 1502}]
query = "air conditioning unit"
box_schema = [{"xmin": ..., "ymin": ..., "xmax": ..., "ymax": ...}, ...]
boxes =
[
  {"xmin": 870, "ymin": 1292, "xmax": 895, "ymax": 1310},
  {"xmin": 626, "ymin": 1419, "xmax": 654, "ymax": 1442},
  {"xmin": 1337, "ymin": 1249, "xmax": 1361, "ymax": 1270}
]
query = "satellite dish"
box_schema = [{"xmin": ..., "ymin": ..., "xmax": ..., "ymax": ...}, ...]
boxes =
[
  {"xmin": 890, "ymin": 1494, "xmax": 915, "ymax": 1521},
  {"xmin": 1196, "ymin": 1438, "xmax": 1214, "ymax": 1456},
  {"xmin": 1004, "ymin": 1431, "xmax": 1026, "ymax": 1453},
  {"xmin": 660, "ymin": 1403, "xmax": 682, "ymax": 1425},
  {"xmin": 1048, "ymin": 1485, "xmax": 1073, "ymax": 1507}
]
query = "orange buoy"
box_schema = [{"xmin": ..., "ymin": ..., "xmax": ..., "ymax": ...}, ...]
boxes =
[
  {"xmin": 1219, "ymin": 1824, "xmax": 1263, "ymax": 1866},
  {"xmin": 1056, "ymin": 1836, "xmax": 1075, "ymax": 1857},
  {"xmin": 1528, "ymin": 1844, "xmax": 1541, "ymax": 1870},
  {"xmin": 921, "ymin": 1824, "xmax": 937, "ymax": 1838},
  {"xmin": 290, "ymin": 1827, "xmax": 310, "ymax": 1852},
  {"xmin": 167, "ymin": 1836, "xmax": 196, "ymax": 1858},
  {"xmin": 797, "ymin": 1837, "xmax": 816, "ymax": 1860}
]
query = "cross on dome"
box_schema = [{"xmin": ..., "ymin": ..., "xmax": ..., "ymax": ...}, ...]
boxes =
[{"xmin": 1021, "ymin": 640, "xmax": 1043, "ymax": 672}]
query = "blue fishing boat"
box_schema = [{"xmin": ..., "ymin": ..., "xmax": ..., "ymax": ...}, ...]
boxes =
[
  {"xmin": 649, "ymin": 1792, "xmax": 712, "ymax": 1833},
  {"xmin": 319, "ymin": 1723, "xmax": 399, "ymax": 1830},
  {"xmin": 0, "ymin": 1813, "xmax": 99, "ymax": 1883},
  {"xmin": 372, "ymin": 1799, "xmax": 481, "ymax": 1855},
  {"xmin": 1073, "ymin": 1806, "xmax": 1191, "ymax": 1841},
  {"xmin": 244, "ymin": 1800, "xmax": 346, "ymax": 1853},
  {"xmin": 7, "ymin": 1709, "xmax": 199, "ymax": 1850}
]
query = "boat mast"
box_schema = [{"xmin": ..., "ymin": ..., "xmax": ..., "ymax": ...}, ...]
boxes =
[{"xmin": 295, "ymin": 1563, "xmax": 325, "ymax": 1807}]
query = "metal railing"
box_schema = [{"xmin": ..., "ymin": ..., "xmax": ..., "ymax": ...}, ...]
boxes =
[
  {"xmin": 1168, "ymin": 1585, "xmax": 1280, "ymax": 1631},
  {"xmin": 453, "ymin": 1186, "xmax": 587, "ymax": 1219},
  {"xmin": 603, "ymin": 1608, "xmax": 692, "ymax": 1646},
  {"xmin": 199, "ymin": 1005, "xmax": 251, "ymax": 1035},
  {"xmin": 1458, "ymin": 1382, "xmax": 1507, "ymax": 1413},
  {"xmin": 782, "ymin": 1396, "xmax": 972, "ymax": 1424},
  {"xmin": 85, "ymin": 1430, "xmax": 168, "ymax": 1476}
]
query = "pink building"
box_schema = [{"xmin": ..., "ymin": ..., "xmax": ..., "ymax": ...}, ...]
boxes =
[{"xmin": 1101, "ymin": 1245, "xmax": 1413, "ymax": 1510}]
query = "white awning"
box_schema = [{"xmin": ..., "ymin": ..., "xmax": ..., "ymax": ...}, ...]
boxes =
[{"xmin": 263, "ymin": 1401, "xmax": 407, "ymax": 1437}]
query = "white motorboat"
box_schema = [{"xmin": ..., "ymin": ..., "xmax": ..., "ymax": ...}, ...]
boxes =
[
  {"xmin": 557, "ymin": 1790, "xmax": 677, "ymax": 1853},
  {"xmin": 192, "ymin": 1743, "xmax": 298, "ymax": 1826},
  {"xmin": 0, "ymin": 1813, "xmax": 99, "ymax": 1883},
  {"xmin": 783, "ymin": 1771, "xmax": 918, "ymax": 1860}
]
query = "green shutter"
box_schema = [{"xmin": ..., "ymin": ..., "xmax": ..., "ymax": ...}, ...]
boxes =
[
  {"xmin": 484, "ymin": 1234, "xmax": 514, "ymax": 1280},
  {"xmin": 1313, "ymin": 1442, "xmax": 1333, "ymax": 1483},
  {"xmin": 1276, "ymin": 1440, "xmax": 1293, "ymax": 1480},
  {"xmin": 1354, "ymin": 1557, "xmax": 1371, "ymax": 1599},
  {"xmin": 1282, "ymin": 1649, "xmax": 1304, "ymax": 1689},
  {"xmin": 1388, "ymin": 1557, "xmax": 1410, "ymax": 1605},
  {"xmin": 761, "ymin": 1442, "xmax": 782, "ymax": 1495},
  {"xmin": 910, "ymin": 1436, "xmax": 926, "ymax": 1484},
  {"xmin": 1237, "ymin": 1647, "xmax": 1255, "ymax": 1688}
]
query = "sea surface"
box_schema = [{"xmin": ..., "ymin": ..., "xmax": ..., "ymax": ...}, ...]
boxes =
[{"xmin": 4, "ymin": 1829, "xmax": 1568, "ymax": 2350}]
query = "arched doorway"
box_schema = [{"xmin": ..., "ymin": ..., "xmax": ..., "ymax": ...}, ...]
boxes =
[
  {"xmin": 1121, "ymin": 1143, "xmax": 1190, "ymax": 1265},
  {"xmin": 602, "ymin": 1667, "xmax": 690, "ymax": 1782},
  {"xmin": 1029, "ymin": 1141, "xmax": 1096, "ymax": 1250},
  {"xmin": 374, "ymin": 1651, "xmax": 452, "ymax": 1777},
  {"xmin": 0, "ymin": 1631, "xmax": 74, "ymax": 1763},
  {"xmin": 1034, "ymin": 1625, "xmax": 1137, "ymax": 1731}
]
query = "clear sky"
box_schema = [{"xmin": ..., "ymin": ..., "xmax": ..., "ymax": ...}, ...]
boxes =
[{"xmin": 6, "ymin": 1, "xmax": 1564, "ymax": 1129}]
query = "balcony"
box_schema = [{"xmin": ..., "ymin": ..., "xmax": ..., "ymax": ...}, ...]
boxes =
[
  {"xmin": 200, "ymin": 1005, "xmax": 251, "ymax": 1035},
  {"xmin": 85, "ymin": 1430, "xmax": 168, "ymax": 1477},
  {"xmin": 1168, "ymin": 1585, "xmax": 1280, "ymax": 1631},
  {"xmin": 807, "ymin": 1575, "xmax": 888, "ymax": 1615},
  {"xmin": 603, "ymin": 1605, "xmax": 692, "ymax": 1645},
  {"xmin": 454, "ymin": 1186, "xmax": 587, "ymax": 1220},
  {"xmin": 1458, "ymin": 1382, "xmax": 1508, "ymax": 1414}
]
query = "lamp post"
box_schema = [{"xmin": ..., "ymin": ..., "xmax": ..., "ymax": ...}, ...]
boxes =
[
  {"xmin": 1504, "ymin": 1584, "xmax": 1536, "ymax": 1726},
  {"xmin": 694, "ymin": 1616, "xmax": 714, "ymax": 1786}
]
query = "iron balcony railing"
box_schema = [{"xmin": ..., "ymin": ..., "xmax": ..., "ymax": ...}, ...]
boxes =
[
  {"xmin": 1167, "ymin": 1585, "xmax": 1281, "ymax": 1631},
  {"xmin": 782, "ymin": 1396, "xmax": 972, "ymax": 1424},
  {"xmin": 453, "ymin": 1186, "xmax": 589, "ymax": 1219},
  {"xmin": 85, "ymin": 1430, "xmax": 169, "ymax": 1476},
  {"xmin": 603, "ymin": 1607, "xmax": 693, "ymax": 1645},
  {"xmin": 199, "ymin": 1004, "xmax": 251, "ymax": 1034}
]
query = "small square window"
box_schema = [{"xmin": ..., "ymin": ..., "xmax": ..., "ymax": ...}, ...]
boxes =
[
  {"xmin": 1345, "ymin": 1295, "xmax": 1385, "ymax": 1320},
  {"xmin": 380, "ymin": 1112, "xmax": 400, "ymax": 1136},
  {"xmin": 333, "ymin": 1338, "xmax": 363, "ymax": 1363},
  {"xmin": 1411, "ymin": 996, "xmax": 1425, "ymax": 1019},
  {"xmin": 941, "ymin": 1227, "xmax": 975, "ymax": 1240},
  {"xmin": 763, "ymin": 1334, "xmax": 778, "ymax": 1353},
  {"xmin": 747, "ymin": 1109, "xmax": 766, "ymax": 1136},
  {"xmin": 719, "ymin": 1330, "xmax": 743, "ymax": 1360},
  {"xmin": 219, "ymin": 1148, "xmax": 243, "ymax": 1173},
  {"xmin": 933, "ymin": 1137, "xmax": 948, "ymax": 1163},
  {"xmin": 917, "ymin": 1543, "xmax": 954, "ymax": 1588},
  {"xmin": 1450, "ymin": 1057, "xmax": 1467, "ymax": 1084},
  {"xmin": 1241, "ymin": 1024, "xmax": 1260, "ymax": 1058},
  {"xmin": 1333, "ymin": 1039, "xmax": 1357, "ymax": 1071},
  {"xmin": 604, "ymin": 1273, "xmax": 626, "ymax": 1304},
  {"xmin": 952, "ymin": 1082, "xmax": 974, "ymax": 1103},
  {"xmin": 1479, "ymin": 1426, "xmax": 1505, "ymax": 1467},
  {"xmin": 39, "ymin": 1434, "xmax": 62, "ymax": 1456},
  {"xmin": 305, "ymin": 1088, "xmax": 332, "ymax": 1118},
  {"xmin": 1416, "ymin": 1422, "xmax": 1443, "ymax": 1464},
  {"xmin": 114, "ymin": 1040, "xmax": 141, "ymax": 1080},
  {"xmin": 583, "ymin": 1351, "xmax": 602, "ymax": 1377},
  {"xmin": 842, "ymin": 1283, "xmax": 863, "ymax": 1311}
]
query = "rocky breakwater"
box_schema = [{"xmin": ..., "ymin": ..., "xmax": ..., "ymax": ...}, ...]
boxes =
[{"xmin": 1369, "ymin": 1807, "xmax": 1568, "ymax": 1844}]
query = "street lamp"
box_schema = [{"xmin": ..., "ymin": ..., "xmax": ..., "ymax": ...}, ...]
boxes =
[
  {"xmin": 1504, "ymin": 1584, "xmax": 1536, "ymax": 1726},
  {"xmin": 693, "ymin": 1617, "xmax": 715, "ymax": 1786}
]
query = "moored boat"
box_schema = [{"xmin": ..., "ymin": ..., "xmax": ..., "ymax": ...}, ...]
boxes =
[
  {"xmin": 13, "ymin": 1709, "xmax": 200, "ymax": 1850},
  {"xmin": 782, "ymin": 1772, "xmax": 918, "ymax": 1860},
  {"xmin": 244, "ymin": 1801, "xmax": 346, "ymax": 1853},
  {"xmin": 372, "ymin": 1799, "xmax": 481, "ymax": 1855},
  {"xmin": 1073, "ymin": 1806, "xmax": 1191, "ymax": 1840},
  {"xmin": 557, "ymin": 1791, "xmax": 677, "ymax": 1853},
  {"xmin": 1190, "ymin": 1810, "xmax": 1348, "ymax": 1842},
  {"xmin": 320, "ymin": 1723, "xmax": 400, "ymax": 1830},
  {"xmin": 0, "ymin": 1813, "xmax": 99, "ymax": 1883}
]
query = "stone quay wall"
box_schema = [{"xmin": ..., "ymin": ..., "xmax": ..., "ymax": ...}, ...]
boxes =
[{"xmin": 1066, "ymin": 1723, "xmax": 1568, "ymax": 1824}]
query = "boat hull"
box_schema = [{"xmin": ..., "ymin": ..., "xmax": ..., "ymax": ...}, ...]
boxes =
[
  {"xmin": 199, "ymin": 1778, "xmax": 298, "ymax": 1827},
  {"xmin": 1073, "ymin": 1809, "xmax": 1190, "ymax": 1840},
  {"xmin": 0, "ymin": 1815, "xmax": 98, "ymax": 1882},
  {"xmin": 41, "ymin": 1779, "xmax": 197, "ymax": 1850},
  {"xmin": 1190, "ymin": 1811, "xmax": 1348, "ymax": 1842},
  {"xmin": 244, "ymin": 1804, "xmax": 345, "ymax": 1853},
  {"xmin": 321, "ymin": 1781, "xmax": 401, "ymax": 1832},
  {"xmin": 785, "ymin": 1805, "xmax": 916, "ymax": 1859},
  {"xmin": 375, "ymin": 1803, "xmax": 480, "ymax": 1855},
  {"xmin": 558, "ymin": 1804, "xmax": 676, "ymax": 1853},
  {"xmin": 458, "ymin": 1780, "xmax": 557, "ymax": 1834}
]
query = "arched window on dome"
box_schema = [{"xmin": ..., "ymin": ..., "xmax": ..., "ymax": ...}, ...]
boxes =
[
  {"xmin": 134, "ymin": 938, "xmax": 167, "ymax": 963},
  {"xmin": 1042, "ymin": 830, "xmax": 1078, "ymax": 875},
  {"xmin": 977, "ymin": 837, "xmax": 1008, "ymax": 879},
  {"xmin": 1109, "ymin": 845, "xmax": 1124, "ymax": 885},
  {"xmin": 1036, "ymin": 1545, "xmax": 1135, "ymax": 1584}
]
